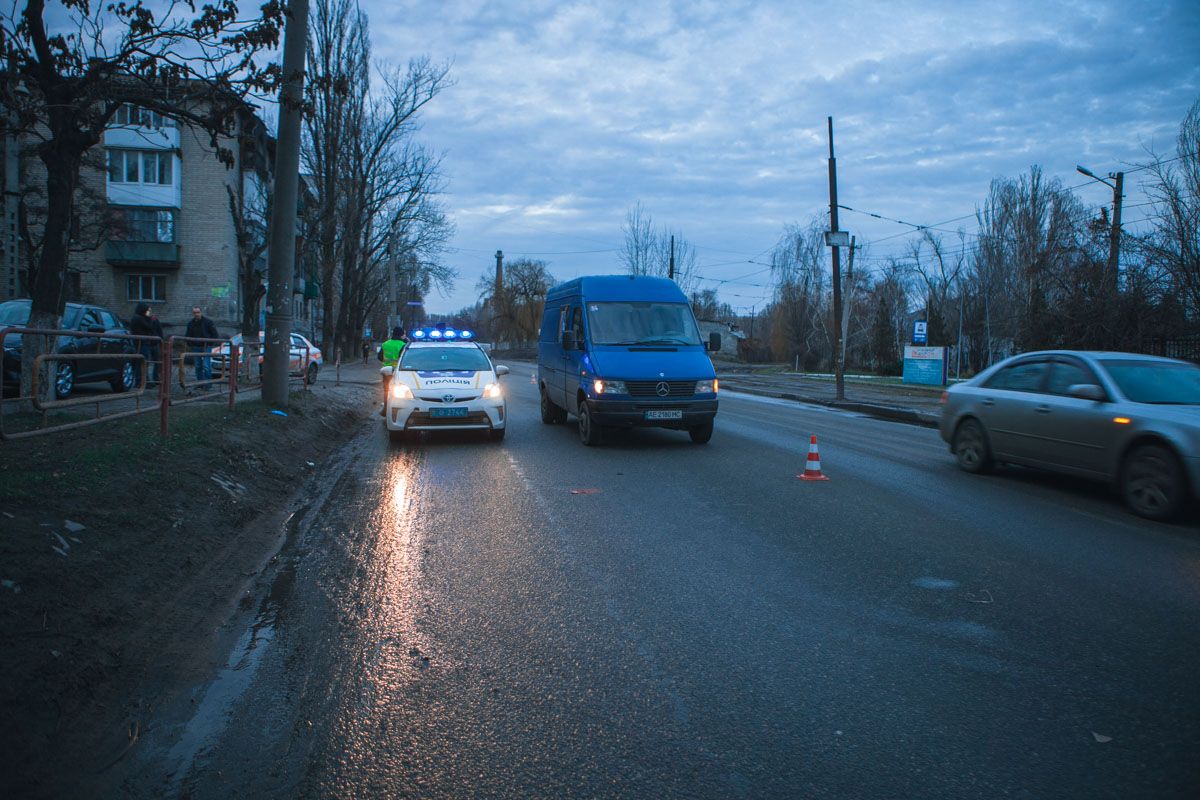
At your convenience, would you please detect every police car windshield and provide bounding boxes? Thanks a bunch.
[586,302,702,346]
[400,346,491,372]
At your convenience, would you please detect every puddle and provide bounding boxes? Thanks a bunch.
[912,576,960,590]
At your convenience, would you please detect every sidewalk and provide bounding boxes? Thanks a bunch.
[716,366,945,427]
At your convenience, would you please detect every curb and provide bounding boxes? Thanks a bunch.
[720,382,940,428]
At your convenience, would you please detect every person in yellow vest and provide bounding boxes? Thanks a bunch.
[378,327,406,415]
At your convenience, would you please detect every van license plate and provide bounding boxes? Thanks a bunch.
[645,409,683,420]
[431,407,468,418]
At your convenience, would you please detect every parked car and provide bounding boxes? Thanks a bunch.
[940,350,1200,521]
[1,299,137,399]
[210,331,323,384]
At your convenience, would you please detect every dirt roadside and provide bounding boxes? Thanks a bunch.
[0,375,377,798]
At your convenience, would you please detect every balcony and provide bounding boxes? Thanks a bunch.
[105,240,180,268]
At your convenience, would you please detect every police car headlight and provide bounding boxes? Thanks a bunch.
[592,379,626,395]
[391,382,414,399]
[696,379,718,394]
[483,382,502,399]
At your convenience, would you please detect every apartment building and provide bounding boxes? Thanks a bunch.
[3,99,317,337]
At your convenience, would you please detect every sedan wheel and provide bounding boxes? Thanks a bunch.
[578,401,603,446]
[1121,445,1186,521]
[953,419,992,474]
[54,362,75,400]
[111,360,135,393]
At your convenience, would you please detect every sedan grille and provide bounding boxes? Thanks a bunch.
[626,380,696,398]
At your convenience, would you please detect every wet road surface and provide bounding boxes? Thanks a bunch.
[111,363,1200,798]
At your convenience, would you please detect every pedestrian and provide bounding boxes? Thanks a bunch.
[362,338,370,365]
[377,326,407,415]
[128,302,161,385]
[185,306,219,383]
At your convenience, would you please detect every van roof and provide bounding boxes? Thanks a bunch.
[546,275,687,303]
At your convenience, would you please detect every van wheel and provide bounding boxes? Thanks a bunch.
[688,421,713,444]
[578,401,603,446]
[540,388,566,424]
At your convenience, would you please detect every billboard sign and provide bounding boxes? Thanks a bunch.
[903,345,947,386]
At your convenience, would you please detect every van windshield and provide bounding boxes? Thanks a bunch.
[585,302,702,346]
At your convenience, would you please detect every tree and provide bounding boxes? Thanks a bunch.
[768,221,828,368]
[618,202,701,294]
[478,258,554,345]
[1,0,283,397]
[1139,98,1200,323]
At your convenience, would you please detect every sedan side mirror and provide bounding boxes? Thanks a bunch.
[495,365,510,376]
[708,332,722,352]
[1067,383,1106,402]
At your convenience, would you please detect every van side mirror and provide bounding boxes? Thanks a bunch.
[708,332,722,352]
[562,331,576,350]
[1067,383,1106,402]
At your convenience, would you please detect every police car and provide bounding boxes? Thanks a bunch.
[383,328,510,442]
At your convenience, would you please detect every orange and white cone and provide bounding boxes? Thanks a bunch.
[797,434,830,481]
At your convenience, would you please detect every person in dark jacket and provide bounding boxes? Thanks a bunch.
[129,302,162,384]
[185,306,219,381]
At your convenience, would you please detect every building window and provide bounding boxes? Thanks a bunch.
[127,275,166,302]
[109,208,175,243]
[113,104,175,129]
[107,149,174,185]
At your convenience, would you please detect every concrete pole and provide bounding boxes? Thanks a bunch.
[262,0,310,408]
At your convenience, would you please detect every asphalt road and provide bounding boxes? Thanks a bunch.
[111,362,1200,799]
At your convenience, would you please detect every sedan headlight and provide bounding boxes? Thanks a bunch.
[695,379,718,394]
[592,379,627,395]
[390,382,414,399]
[483,382,502,399]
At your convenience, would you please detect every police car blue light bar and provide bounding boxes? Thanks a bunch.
[409,327,475,340]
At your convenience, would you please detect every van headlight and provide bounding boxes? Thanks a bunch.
[696,379,718,394]
[483,382,502,399]
[391,382,414,399]
[592,379,627,395]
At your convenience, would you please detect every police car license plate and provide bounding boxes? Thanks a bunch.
[431,407,468,418]
[645,409,683,420]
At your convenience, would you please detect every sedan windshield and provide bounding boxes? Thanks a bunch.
[400,346,491,372]
[586,302,702,346]
[1100,359,1200,404]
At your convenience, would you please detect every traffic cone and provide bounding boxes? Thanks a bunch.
[797,434,830,481]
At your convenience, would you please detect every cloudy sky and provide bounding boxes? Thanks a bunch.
[360,0,1199,315]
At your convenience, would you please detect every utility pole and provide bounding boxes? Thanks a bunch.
[668,235,675,281]
[827,116,845,401]
[1109,171,1124,294]
[262,0,310,409]
[493,250,504,344]
[1076,164,1124,295]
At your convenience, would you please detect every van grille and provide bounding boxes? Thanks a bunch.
[626,380,696,398]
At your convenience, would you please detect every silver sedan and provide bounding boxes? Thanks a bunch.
[939,351,1200,521]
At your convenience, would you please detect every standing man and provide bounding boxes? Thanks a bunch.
[186,306,220,382]
[377,326,406,415]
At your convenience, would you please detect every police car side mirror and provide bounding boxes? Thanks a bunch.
[380,366,394,376]
[495,365,510,376]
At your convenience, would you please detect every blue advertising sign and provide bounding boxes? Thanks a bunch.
[902,346,947,386]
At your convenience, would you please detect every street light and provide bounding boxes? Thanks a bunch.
[1076,164,1124,294]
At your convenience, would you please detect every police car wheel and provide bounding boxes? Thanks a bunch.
[388,428,407,443]
[489,426,506,442]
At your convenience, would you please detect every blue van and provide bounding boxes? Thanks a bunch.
[537,275,720,445]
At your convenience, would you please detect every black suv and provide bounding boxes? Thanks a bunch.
[1,299,138,399]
